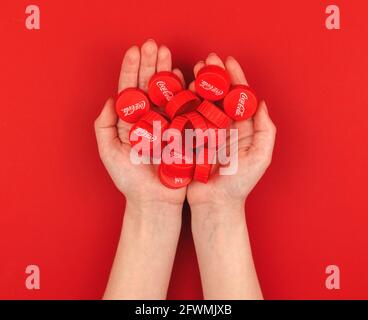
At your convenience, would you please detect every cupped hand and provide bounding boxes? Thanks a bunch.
[187,53,276,210]
[95,40,187,209]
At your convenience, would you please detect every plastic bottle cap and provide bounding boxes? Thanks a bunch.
[184,111,208,132]
[148,71,183,108]
[195,65,231,101]
[184,111,209,147]
[193,148,213,183]
[204,119,221,150]
[115,88,150,123]
[223,85,258,121]
[197,100,232,129]
[161,149,195,178]
[169,115,192,132]
[165,90,201,119]
[140,110,169,130]
[129,120,156,149]
[150,105,170,120]
[166,115,192,144]
[158,164,192,189]
[205,118,218,130]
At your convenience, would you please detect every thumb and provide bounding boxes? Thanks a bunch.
[250,100,276,160]
[94,98,120,155]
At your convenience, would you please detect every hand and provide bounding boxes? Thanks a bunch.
[187,53,276,212]
[186,53,275,299]
[187,54,276,299]
[99,40,185,299]
[95,39,187,211]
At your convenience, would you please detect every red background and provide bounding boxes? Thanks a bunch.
[1,0,367,299]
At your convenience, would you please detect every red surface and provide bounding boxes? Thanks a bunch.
[1,0,368,299]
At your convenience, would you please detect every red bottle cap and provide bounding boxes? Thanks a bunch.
[129,120,164,159]
[184,111,208,131]
[166,115,191,143]
[223,85,258,121]
[141,110,169,130]
[129,120,156,149]
[115,88,150,123]
[205,118,218,130]
[184,111,208,147]
[195,65,231,101]
[148,71,183,108]
[193,148,214,183]
[161,150,195,178]
[204,119,221,149]
[165,90,201,119]
[150,105,170,120]
[169,115,192,132]
[197,100,232,129]
[158,164,192,189]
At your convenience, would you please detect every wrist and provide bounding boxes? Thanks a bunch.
[189,201,261,300]
[106,199,183,300]
[190,202,247,236]
[190,201,245,219]
[124,199,183,229]
[126,198,183,216]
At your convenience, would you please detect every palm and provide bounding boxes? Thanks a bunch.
[187,54,276,207]
[95,40,187,206]
[187,119,255,204]
[116,130,186,205]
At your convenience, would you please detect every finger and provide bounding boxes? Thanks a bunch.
[232,117,254,136]
[225,56,248,86]
[231,118,254,151]
[117,119,133,145]
[205,52,225,68]
[194,60,205,77]
[138,39,158,91]
[95,98,121,155]
[118,45,140,93]
[172,68,185,87]
[188,81,195,92]
[157,45,172,72]
[250,101,276,159]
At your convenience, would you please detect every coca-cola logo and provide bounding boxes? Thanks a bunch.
[122,100,146,117]
[235,92,248,117]
[156,81,174,101]
[133,128,157,142]
[199,80,223,96]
